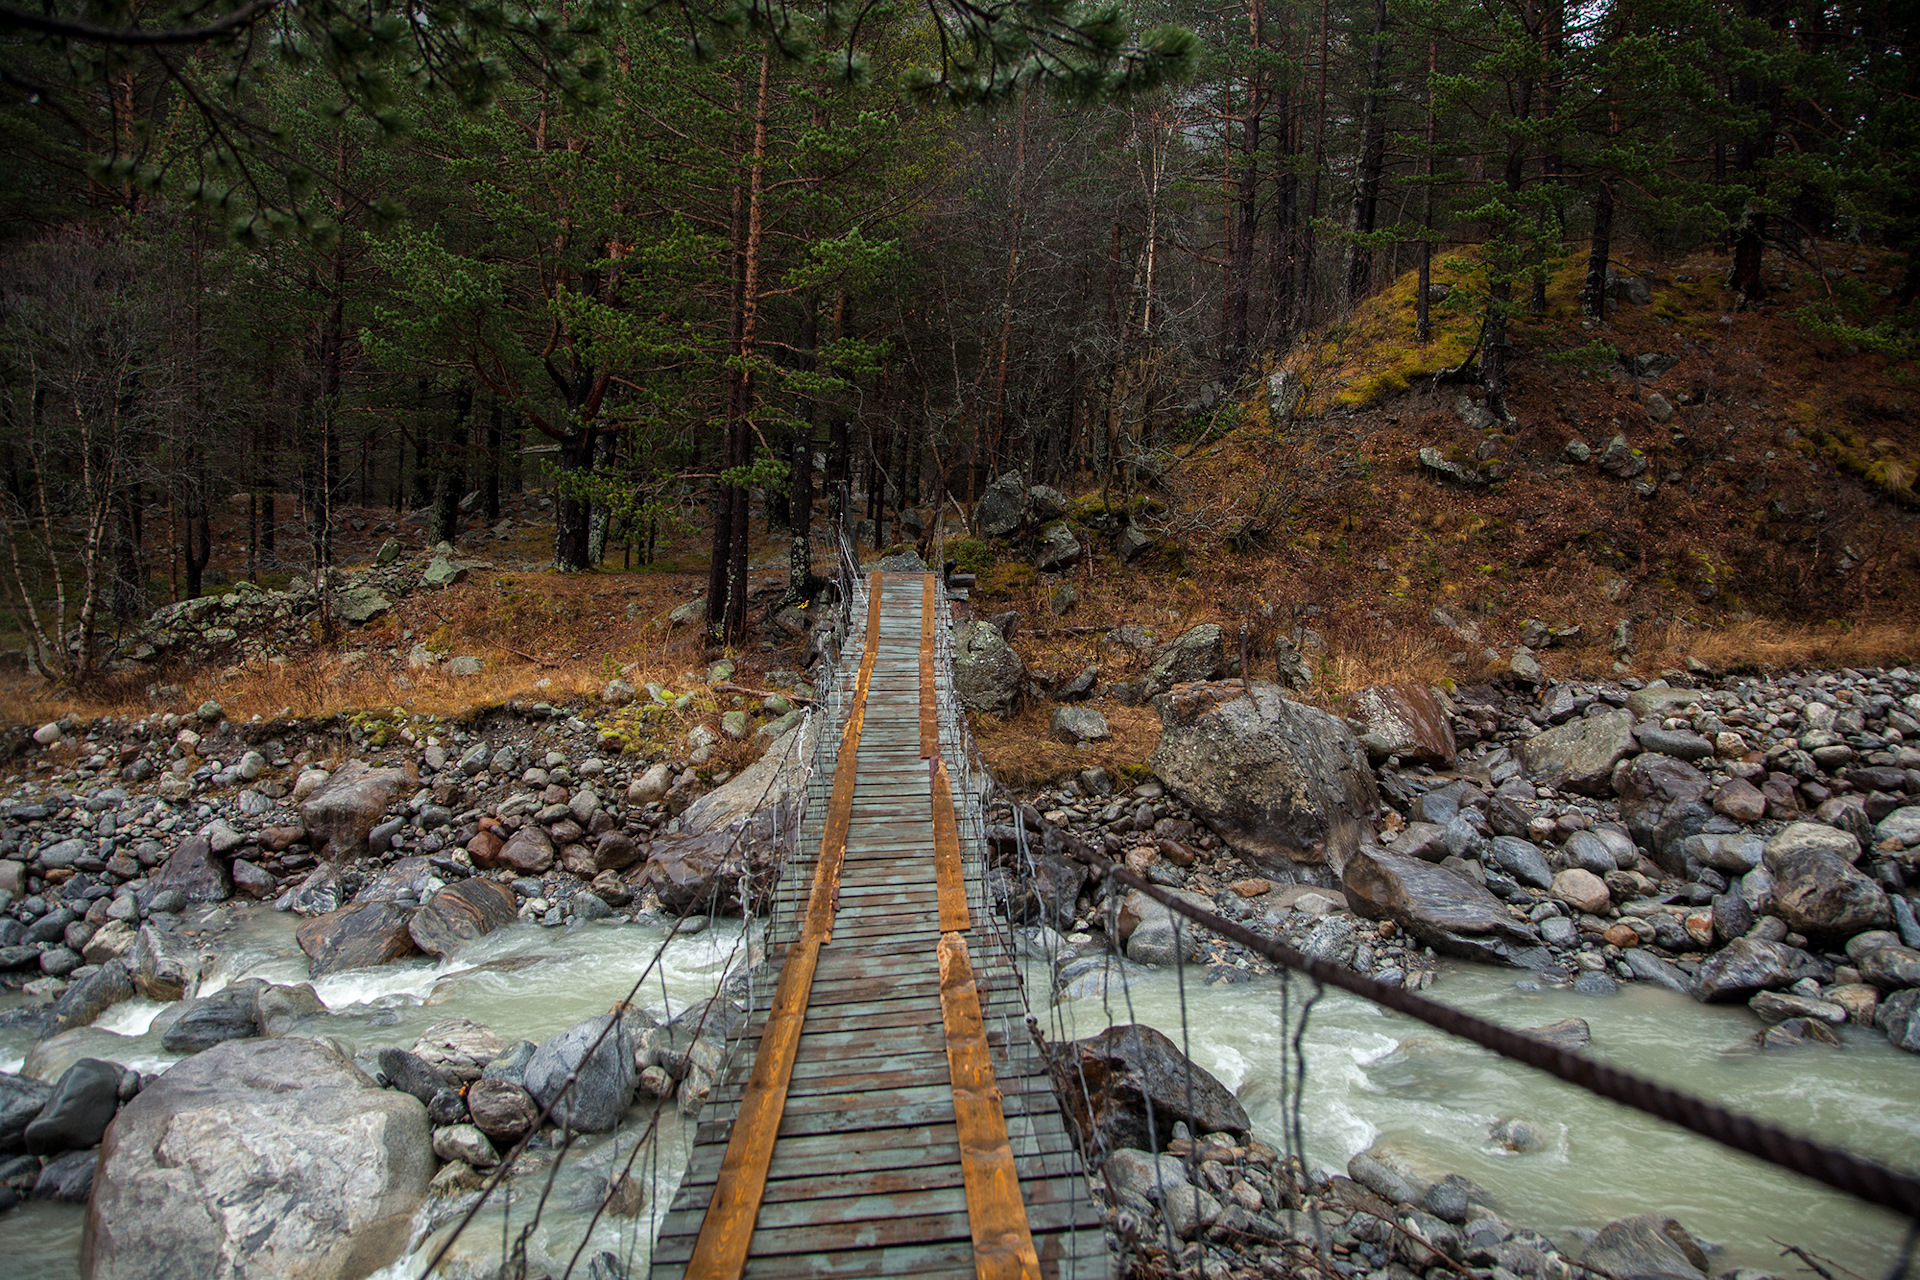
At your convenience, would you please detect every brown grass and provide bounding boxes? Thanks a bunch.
[1649,618,1920,674]
[971,701,1161,789]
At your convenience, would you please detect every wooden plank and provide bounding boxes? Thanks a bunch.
[938,933,1041,1280]
[921,574,938,759]
[930,757,970,933]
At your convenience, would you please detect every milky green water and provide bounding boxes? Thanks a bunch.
[3,906,1916,1278]
[1044,960,1920,1276]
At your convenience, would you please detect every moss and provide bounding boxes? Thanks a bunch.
[946,537,994,573]
[977,562,1037,598]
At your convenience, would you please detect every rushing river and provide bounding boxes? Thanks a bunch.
[3,904,1916,1278]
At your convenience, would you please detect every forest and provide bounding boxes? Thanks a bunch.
[1,0,1915,684]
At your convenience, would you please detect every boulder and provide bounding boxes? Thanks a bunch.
[83,1037,431,1280]
[296,901,420,979]
[1765,829,1889,938]
[299,760,412,860]
[1347,684,1456,767]
[128,925,199,1002]
[1692,937,1799,1003]
[1049,1023,1249,1156]
[1487,837,1552,890]
[953,620,1026,717]
[1878,989,1920,1053]
[1150,682,1379,873]
[973,472,1026,538]
[1516,710,1635,796]
[1579,1214,1708,1280]
[411,1018,507,1085]
[642,829,758,917]
[1615,753,1713,873]
[1033,523,1082,572]
[149,835,231,903]
[1049,706,1110,744]
[480,825,554,875]
[161,985,261,1053]
[1140,625,1225,699]
[52,959,134,1031]
[1343,848,1542,965]
[995,853,1087,933]
[280,863,359,917]
[681,715,818,839]
[1550,868,1610,915]
[23,1058,122,1156]
[407,880,518,959]
[523,1015,636,1135]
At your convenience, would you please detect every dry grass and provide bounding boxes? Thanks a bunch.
[1650,618,1920,674]
[971,701,1161,789]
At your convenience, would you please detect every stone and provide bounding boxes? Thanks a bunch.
[1750,991,1847,1024]
[481,825,555,875]
[300,760,412,860]
[1874,806,1920,847]
[1615,753,1713,873]
[1343,848,1542,965]
[1348,684,1456,767]
[52,959,133,1031]
[432,1124,497,1169]
[973,471,1026,537]
[1140,624,1225,699]
[255,983,326,1036]
[1579,1214,1708,1280]
[466,1076,540,1145]
[1049,706,1110,744]
[1692,937,1799,1002]
[129,925,198,1002]
[296,901,420,979]
[1049,1023,1249,1155]
[1150,682,1379,873]
[1113,524,1154,563]
[523,1015,636,1135]
[952,620,1027,717]
[1625,686,1702,719]
[1487,837,1552,889]
[333,585,393,624]
[627,763,673,805]
[1517,710,1636,796]
[1712,779,1768,823]
[161,986,261,1053]
[150,835,231,903]
[1550,868,1610,915]
[1765,832,1889,938]
[1524,1018,1592,1051]
[1033,523,1082,572]
[681,715,818,840]
[1105,1148,1190,1202]
[408,880,518,958]
[1858,945,1920,990]
[1597,434,1648,479]
[420,556,466,588]
[0,1072,54,1152]
[643,828,760,917]
[1878,989,1920,1052]
[23,1058,122,1154]
[84,1037,431,1280]
[35,1148,98,1202]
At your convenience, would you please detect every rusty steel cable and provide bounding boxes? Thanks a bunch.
[1063,845,1920,1225]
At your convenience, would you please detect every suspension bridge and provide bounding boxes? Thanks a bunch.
[648,567,1107,1279]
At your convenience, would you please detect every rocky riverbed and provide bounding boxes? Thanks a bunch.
[0,648,1916,1277]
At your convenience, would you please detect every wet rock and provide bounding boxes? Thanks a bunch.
[1517,710,1635,796]
[1150,682,1379,873]
[466,1077,540,1145]
[52,959,133,1031]
[1343,848,1541,965]
[296,901,420,979]
[1488,837,1552,889]
[160,985,261,1053]
[408,880,518,959]
[1749,991,1847,1024]
[1693,938,1799,1003]
[1858,945,1920,990]
[1348,684,1456,768]
[410,1019,507,1085]
[255,983,326,1036]
[432,1124,497,1169]
[23,1058,122,1155]
[1580,1214,1708,1280]
[1049,1023,1249,1156]
[642,829,757,917]
[300,760,412,860]
[35,1148,98,1202]
[1877,989,1920,1052]
[149,835,231,903]
[129,925,198,1002]
[523,1014,636,1135]
[1105,1148,1190,1201]
[84,1037,431,1280]
[480,825,554,875]
[1523,1018,1592,1051]
[0,1073,54,1153]
[996,852,1087,932]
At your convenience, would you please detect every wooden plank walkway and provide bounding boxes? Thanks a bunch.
[651,572,1109,1280]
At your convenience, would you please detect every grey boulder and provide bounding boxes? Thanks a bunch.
[1342,847,1542,966]
[952,620,1027,717]
[299,759,412,860]
[1517,710,1635,796]
[83,1037,431,1280]
[1149,681,1379,873]
[523,1015,636,1135]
